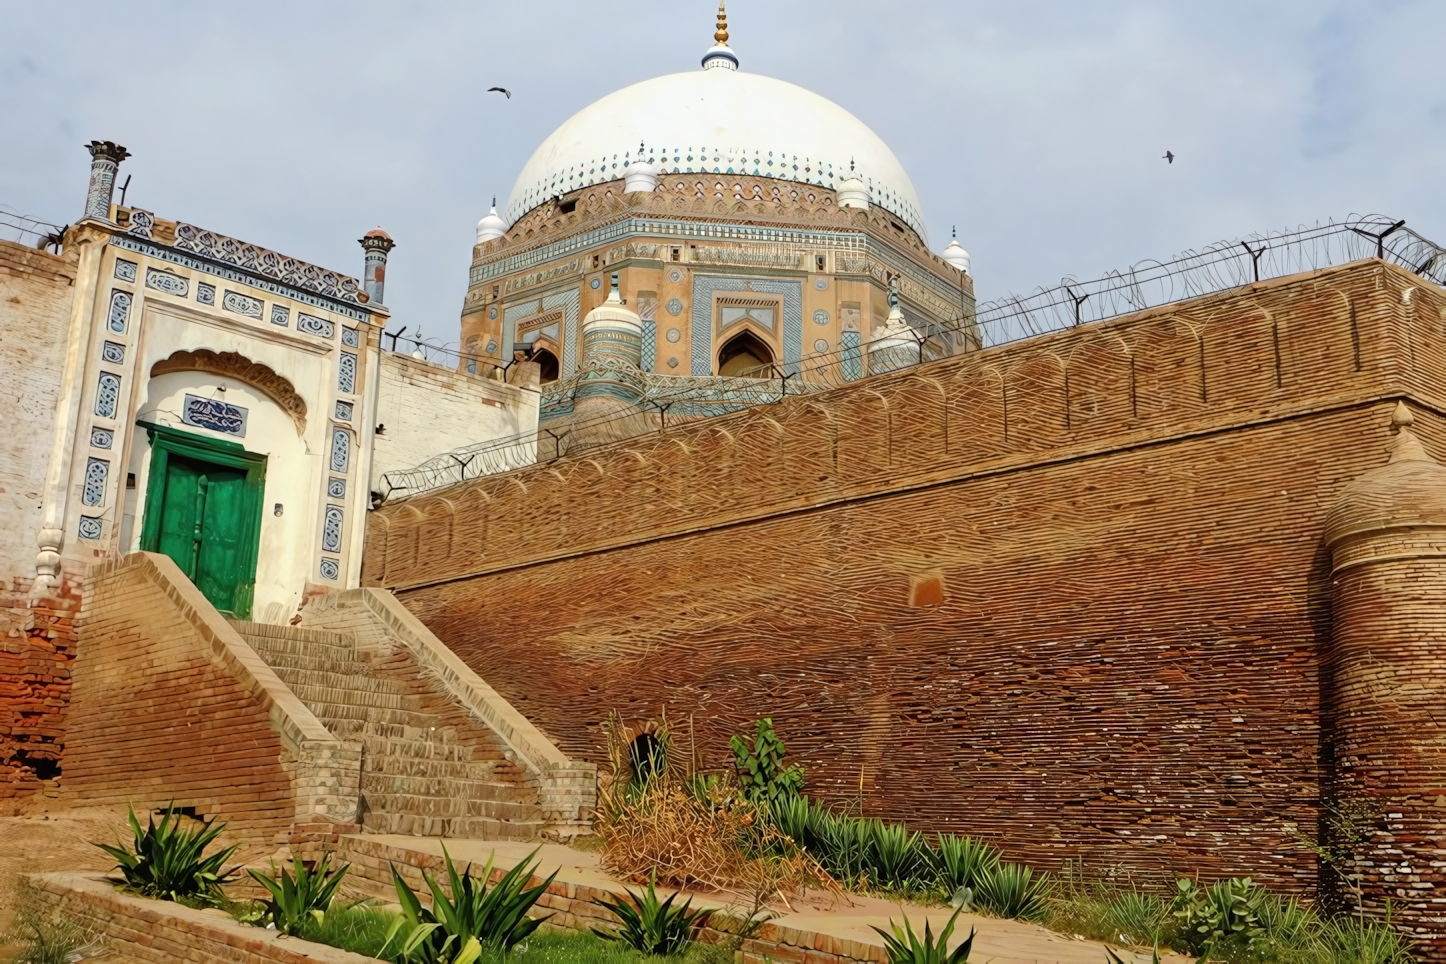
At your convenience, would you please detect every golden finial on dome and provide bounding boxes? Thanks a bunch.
[714,0,729,45]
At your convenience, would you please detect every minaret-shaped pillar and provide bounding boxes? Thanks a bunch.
[868,277,921,374]
[358,228,396,305]
[571,274,647,449]
[83,141,130,222]
[1324,402,1446,958]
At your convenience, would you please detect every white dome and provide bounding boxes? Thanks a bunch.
[941,237,970,274]
[476,205,506,243]
[505,66,927,240]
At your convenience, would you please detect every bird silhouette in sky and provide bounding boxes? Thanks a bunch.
[488,87,512,99]
[1163,150,1175,164]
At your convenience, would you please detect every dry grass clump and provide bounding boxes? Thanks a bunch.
[595,713,831,898]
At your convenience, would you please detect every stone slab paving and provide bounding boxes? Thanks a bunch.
[341,835,1191,964]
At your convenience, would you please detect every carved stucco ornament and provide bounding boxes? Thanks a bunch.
[150,349,308,433]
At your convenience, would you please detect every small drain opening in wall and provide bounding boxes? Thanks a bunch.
[629,733,665,784]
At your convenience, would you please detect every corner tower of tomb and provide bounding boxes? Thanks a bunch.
[457,7,975,398]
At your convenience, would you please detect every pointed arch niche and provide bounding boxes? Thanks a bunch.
[150,349,308,434]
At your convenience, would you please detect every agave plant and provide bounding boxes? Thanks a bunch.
[814,810,874,886]
[932,835,1002,896]
[247,852,350,936]
[768,794,819,850]
[383,845,556,962]
[593,872,713,955]
[972,862,1051,922]
[873,906,975,964]
[94,803,240,905]
[869,821,930,892]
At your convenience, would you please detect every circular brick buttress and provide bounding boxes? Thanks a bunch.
[1324,403,1446,958]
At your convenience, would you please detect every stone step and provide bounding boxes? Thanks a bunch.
[326,719,467,745]
[360,810,543,841]
[359,790,543,821]
[261,667,413,697]
[362,738,477,765]
[245,650,377,675]
[361,755,521,787]
[229,619,357,648]
[305,702,443,730]
[288,683,414,712]
[240,632,356,660]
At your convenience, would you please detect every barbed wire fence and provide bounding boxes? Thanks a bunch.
[0,207,65,251]
[378,213,1446,502]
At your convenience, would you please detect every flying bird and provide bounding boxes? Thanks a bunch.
[1163,150,1175,164]
[488,87,512,99]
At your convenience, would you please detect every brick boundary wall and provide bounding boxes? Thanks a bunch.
[20,873,380,964]
[63,553,361,846]
[0,589,80,804]
[360,261,1446,950]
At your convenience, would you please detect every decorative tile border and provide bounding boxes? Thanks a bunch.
[109,236,370,322]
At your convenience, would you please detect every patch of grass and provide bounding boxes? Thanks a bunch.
[491,930,733,963]
[298,902,399,958]
[3,901,103,964]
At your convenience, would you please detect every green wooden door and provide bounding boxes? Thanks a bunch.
[139,424,266,619]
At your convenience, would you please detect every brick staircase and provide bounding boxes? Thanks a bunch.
[233,621,546,841]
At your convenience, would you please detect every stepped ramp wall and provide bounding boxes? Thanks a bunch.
[363,259,1446,894]
[293,587,595,834]
[65,553,361,844]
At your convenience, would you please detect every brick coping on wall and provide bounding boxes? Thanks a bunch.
[336,835,1179,964]
[21,872,379,964]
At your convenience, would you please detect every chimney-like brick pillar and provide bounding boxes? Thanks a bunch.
[83,141,130,222]
[1324,403,1446,959]
[358,229,395,306]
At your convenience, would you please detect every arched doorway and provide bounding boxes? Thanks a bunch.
[532,347,560,383]
[717,330,773,377]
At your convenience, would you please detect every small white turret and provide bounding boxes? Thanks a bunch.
[623,144,659,194]
[475,198,507,244]
[941,227,970,274]
[837,158,869,211]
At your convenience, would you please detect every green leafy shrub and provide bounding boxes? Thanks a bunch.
[247,852,350,936]
[94,803,240,906]
[730,718,805,809]
[593,872,713,955]
[973,862,1051,922]
[384,845,557,962]
[1169,877,1265,955]
[872,906,976,964]
[931,835,1002,899]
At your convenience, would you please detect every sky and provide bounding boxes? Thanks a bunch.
[2,0,1443,347]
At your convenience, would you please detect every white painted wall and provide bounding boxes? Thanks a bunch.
[126,370,315,624]
[370,353,539,494]
[0,242,74,589]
